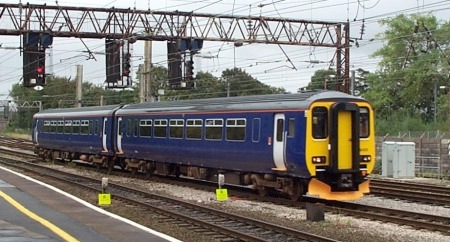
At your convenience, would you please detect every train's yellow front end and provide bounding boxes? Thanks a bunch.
[305,100,375,200]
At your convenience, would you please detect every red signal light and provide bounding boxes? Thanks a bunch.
[37,66,44,75]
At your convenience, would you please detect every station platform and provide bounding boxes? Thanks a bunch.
[0,166,181,242]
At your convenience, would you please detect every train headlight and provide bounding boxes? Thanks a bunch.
[360,155,371,162]
[312,156,326,164]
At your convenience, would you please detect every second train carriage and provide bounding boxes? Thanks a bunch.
[32,105,122,164]
[32,90,375,200]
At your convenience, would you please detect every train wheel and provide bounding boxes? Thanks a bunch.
[289,181,304,201]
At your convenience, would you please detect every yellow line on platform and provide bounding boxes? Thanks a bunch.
[0,190,80,242]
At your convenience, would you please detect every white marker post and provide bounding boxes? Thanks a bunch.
[98,177,111,206]
[215,174,228,201]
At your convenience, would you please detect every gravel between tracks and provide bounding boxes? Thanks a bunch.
[24,164,447,242]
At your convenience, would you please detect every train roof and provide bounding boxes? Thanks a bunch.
[116,90,366,115]
[33,104,122,118]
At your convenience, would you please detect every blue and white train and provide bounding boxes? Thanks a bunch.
[32,90,375,200]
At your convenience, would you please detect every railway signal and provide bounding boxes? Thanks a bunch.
[123,52,131,77]
[186,60,194,79]
[36,57,46,86]
[22,33,52,88]
[36,66,44,75]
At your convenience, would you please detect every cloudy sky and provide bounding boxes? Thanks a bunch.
[0,0,448,99]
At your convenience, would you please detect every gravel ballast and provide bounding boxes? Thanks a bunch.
[34,165,450,242]
[2,155,449,242]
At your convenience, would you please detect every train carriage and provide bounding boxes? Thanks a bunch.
[32,90,375,200]
[112,90,375,200]
[32,105,122,165]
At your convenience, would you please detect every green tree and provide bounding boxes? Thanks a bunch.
[221,68,285,96]
[157,67,284,100]
[364,14,450,122]
[354,68,370,96]
[304,69,337,91]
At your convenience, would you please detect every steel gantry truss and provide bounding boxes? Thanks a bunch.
[0,3,351,93]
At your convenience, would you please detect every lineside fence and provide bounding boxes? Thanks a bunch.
[376,131,450,179]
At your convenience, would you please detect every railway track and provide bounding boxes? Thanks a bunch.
[369,178,450,206]
[0,156,337,242]
[1,136,450,237]
[2,148,450,237]
[4,138,450,207]
[2,135,450,205]
[0,135,34,150]
[323,200,450,235]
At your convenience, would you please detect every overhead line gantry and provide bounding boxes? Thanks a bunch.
[0,3,350,93]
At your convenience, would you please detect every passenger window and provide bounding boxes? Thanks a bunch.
[126,119,132,137]
[154,119,167,138]
[226,118,246,141]
[205,119,223,140]
[73,120,80,134]
[360,107,370,138]
[50,121,57,133]
[288,118,295,137]
[80,120,89,135]
[134,119,139,137]
[276,119,284,142]
[94,120,99,135]
[118,119,123,135]
[57,121,64,134]
[44,121,50,133]
[64,120,72,134]
[312,107,327,139]
[186,119,202,139]
[89,120,93,135]
[140,119,152,137]
[169,119,184,139]
[252,118,260,142]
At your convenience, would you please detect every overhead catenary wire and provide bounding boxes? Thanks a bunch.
[0,0,448,96]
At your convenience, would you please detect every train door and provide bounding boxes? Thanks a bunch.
[116,117,123,154]
[273,113,287,171]
[102,117,108,152]
[329,103,360,172]
[33,120,39,145]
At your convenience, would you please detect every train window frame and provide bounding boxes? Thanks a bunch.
[312,107,328,139]
[73,120,80,135]
[94,120,99,136]
[287,118,295,138]
[186,119,203,140]
[64,120,72,134]
[205,119,223,141]
[226,118,246,141]
[139,119,152,137]
[80,120,89,135]
[50,121,57,133]
[252,118,261,143]
[126,119,132,137]
[154,119,168,138]
[57,120,64,134]
[89,120,93,135]
[169,119,184,139]
[276,119,284,142]
[359,107,370,138]
[43,121,50,133]
[133,119,139,137]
